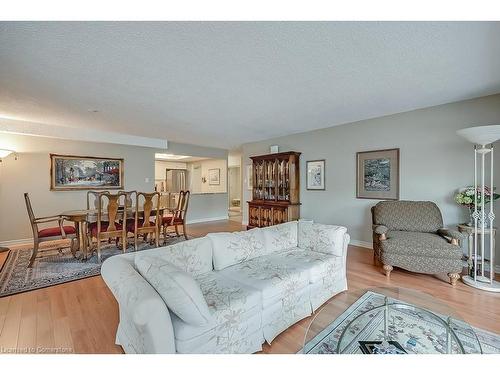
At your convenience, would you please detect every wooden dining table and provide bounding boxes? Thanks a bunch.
[61,205,175,260]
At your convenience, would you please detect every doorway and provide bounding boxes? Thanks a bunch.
[228,166,242,222]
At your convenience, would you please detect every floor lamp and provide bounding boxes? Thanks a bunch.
[457,125,500,292]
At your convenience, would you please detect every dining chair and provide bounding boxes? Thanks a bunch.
[86,190,110,209]
[88,192,130,262]
[117,190,137,235]
[118,190,136,209]
[128,192,161,251]
[24,192,77,267]
[161,190,190,242]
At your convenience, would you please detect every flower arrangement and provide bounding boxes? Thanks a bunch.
[454,186,500,208]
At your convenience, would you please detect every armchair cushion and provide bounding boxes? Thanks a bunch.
[372,201,444,233]
[381,231,463,260]
[437,228,465,241]
[38,225,76,238]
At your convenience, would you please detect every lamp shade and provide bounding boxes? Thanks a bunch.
[0,149,13,158]
[457,125,500,146]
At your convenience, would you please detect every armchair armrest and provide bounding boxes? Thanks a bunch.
[437,228,465,245]
[35,215,68,238]
[34,215,63,224]
[373,225,388,240]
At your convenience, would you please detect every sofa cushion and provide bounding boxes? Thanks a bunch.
[381,231,463,260]
[208,228,266,270]
[135,237,213,277]
[171,272,262,345]
[277,248,343,283]
[298,222,346,256]
[261,221,298,253]
[218,254,310,307]
[135,255,212,326]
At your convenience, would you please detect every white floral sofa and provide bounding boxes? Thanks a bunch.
[101,220,350,354]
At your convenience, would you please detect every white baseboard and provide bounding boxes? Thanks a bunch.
[186,215,229,224]
[0,237,33,247]
[349,239,373,249]
[0,216,229,246]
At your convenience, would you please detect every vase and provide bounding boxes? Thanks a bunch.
[468,206,483,227]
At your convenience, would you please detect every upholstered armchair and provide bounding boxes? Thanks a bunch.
[371,201,465,285]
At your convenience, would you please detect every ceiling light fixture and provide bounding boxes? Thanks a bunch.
[0,149,13,158]
[0,149,17,162]
[155,153,191,160]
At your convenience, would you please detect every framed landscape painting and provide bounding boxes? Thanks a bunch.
[356,148,399,200]
[306,160,325,190]
[50,154,124,191]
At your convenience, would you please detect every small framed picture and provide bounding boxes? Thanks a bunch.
[306,160,326,190]
[356,148,399,200]
[208,168,220,185]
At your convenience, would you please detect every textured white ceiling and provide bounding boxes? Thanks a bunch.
[1,22,500,149]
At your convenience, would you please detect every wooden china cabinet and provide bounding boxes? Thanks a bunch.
[247,151,301,229]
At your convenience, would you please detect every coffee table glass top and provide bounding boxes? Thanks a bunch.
[303,287,482,354]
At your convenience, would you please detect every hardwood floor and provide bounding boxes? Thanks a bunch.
[0,219,499,354]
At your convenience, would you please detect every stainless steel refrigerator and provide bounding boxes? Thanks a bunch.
[165,169,187,193]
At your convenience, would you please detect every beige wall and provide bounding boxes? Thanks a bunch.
[242,94,500,267]
[0,133,227,243]
[187,159,227,194]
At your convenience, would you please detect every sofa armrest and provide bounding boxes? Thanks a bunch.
[101,254,176,354]
[437,228,465,245]
[341,233,350,278]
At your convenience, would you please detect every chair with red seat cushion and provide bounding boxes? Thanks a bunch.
[89,192,131,262]
[38,225,76,238]
[24,192,77,268]
[89,222,123,237]
[126,221,156,232]
[130,192,161,251]
[161,215,183,225]
[161,190,190,243]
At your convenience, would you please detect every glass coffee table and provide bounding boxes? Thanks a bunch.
[303,287,482,354]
